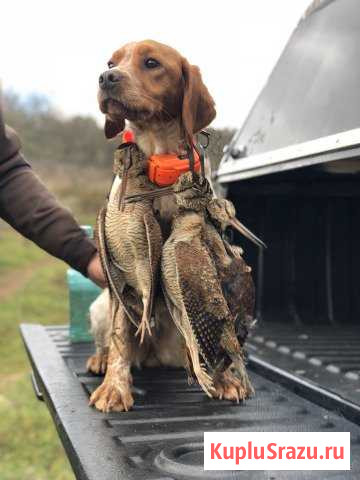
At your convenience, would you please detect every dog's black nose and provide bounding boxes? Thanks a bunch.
[99,70,122,90]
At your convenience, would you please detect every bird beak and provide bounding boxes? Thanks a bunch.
[125,187,174,204]
[118,167,129,212]
[117,147,133,211]
[229,218,267,249]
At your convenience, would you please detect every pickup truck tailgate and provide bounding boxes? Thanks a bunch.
[21,324,360,480]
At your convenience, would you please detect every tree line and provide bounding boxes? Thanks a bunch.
[3,91,235,171]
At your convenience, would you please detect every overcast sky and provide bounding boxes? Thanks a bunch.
[1,0,310,128]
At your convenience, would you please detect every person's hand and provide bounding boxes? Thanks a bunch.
[87,252,107,288]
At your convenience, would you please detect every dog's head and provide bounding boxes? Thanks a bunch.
[98,40,216,142]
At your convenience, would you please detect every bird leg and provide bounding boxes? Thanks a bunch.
[89,304,134,412]
[135,295,153,344]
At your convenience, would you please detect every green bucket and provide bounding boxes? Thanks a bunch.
[67,226,102,343]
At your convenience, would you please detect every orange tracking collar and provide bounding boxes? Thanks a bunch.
[122,130,201,187]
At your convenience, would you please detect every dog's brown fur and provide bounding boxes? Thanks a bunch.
[89,40,218,412]
[98,39,215,156]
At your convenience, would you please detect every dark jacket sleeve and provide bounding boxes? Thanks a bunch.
[0,109,97,276]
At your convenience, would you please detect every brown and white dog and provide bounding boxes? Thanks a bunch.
[87,40,245,412]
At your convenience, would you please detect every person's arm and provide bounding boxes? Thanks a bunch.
[0,108,105,285]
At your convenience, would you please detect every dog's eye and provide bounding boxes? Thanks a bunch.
[144,58,160,69]
[108,61,115,69]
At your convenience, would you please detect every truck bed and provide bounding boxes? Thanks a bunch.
[21,323,360,480]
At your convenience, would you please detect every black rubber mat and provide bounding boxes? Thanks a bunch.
[248,322,360,406]
[21,324,360,480]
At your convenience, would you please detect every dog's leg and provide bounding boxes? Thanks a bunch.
[89,303,134,412]
[87,289,111,375]
[143,297,186,368]
[213,360,254,402]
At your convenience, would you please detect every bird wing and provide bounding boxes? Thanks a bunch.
[220,256,255,346]
[174,240,231,371]
[96,206,138,328]
[220,257,255,317]
[143,211,163,321]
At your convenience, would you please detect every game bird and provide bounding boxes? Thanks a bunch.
[161,172,257,399]
[205,197,265,344]
[97,143,163,344]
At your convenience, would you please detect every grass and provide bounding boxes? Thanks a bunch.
[0,226,81,479]
[0,229,44,273]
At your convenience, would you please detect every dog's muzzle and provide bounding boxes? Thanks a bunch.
[99,69,122,90]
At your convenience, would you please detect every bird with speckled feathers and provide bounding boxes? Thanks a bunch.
[161,172,262,400]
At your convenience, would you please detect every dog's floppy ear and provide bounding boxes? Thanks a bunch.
[104,114,125,139]
[181,58,216,144]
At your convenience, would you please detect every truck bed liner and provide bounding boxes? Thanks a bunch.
[248,322,360,407]
[21,324,360,480]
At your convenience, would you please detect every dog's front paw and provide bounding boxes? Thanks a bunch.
[86,353,108,375]
[89,380,134,412]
